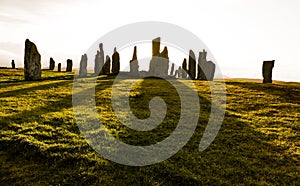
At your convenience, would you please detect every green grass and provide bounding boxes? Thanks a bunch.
[0,69,299,185]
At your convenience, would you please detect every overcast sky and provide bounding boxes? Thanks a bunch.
[0,0,299,82]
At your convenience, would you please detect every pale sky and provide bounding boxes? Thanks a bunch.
[0,0,299,82]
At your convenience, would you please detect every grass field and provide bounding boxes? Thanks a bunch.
[0,69,299,185]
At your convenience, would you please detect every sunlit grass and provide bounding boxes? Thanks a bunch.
[0,69,299,185]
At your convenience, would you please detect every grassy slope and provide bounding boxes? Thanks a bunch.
[0,69,299,185]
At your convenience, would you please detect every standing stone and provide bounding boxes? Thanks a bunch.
[66,59,73,72]
[188,50,196,80]
[79,54,88,77]
[130,46,139,76]
[198,50,216,81]
[24,39,41,80]
[149,37,169,77]
[112,47,120,75]
[262,60,275,83]
[49,57,55,70]
[170,63,175,76]
[58,63,61,72]
[95,43,105,75]
[11,60,15,69]
[103,55,111,75]
[182,58,187,79]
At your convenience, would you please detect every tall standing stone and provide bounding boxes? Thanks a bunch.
[79,54,88,77]
[58,63,61,72]
[49,57,55,70]
[11,60,15,69]
[24,39,41,80]
[182,58,187,79]
[112,47,120,75]
[149,37,169,77]
[262,60,275,83]
[130,46,139,76]
[198,50,216,81]
[170,63,175,76]
[66,59,73,72]
[95,43,105,75]
[103,55,111,75]
[188,50,196,80]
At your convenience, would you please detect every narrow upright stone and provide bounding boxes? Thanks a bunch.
[103,55,111,75]
[170,63,175,76]
[182,58,187,79]
[112,47,120,75]
[11,60,15,69]
[95,43,104,75]
[188,50,196,80]
[66,59,73,72]
[130,46,139,76]
[24,39,41,80]
[49,57,55,70]
[58,63,61,72]
[79,54,88,77]
[262,60,275,83]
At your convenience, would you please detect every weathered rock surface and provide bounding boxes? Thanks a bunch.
[103,55,111,75]
[149,37,169,77]
[198,49,215,81]
[182,58,187,79]
[24,39,41,80]
[11,60,15,69]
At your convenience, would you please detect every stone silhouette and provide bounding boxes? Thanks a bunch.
[24,39,41,80]
[103,55,111,75]
[198,49,215,81]
[130,46,139,76]
[49,57,55,70]
[170,63,175,76]
[149,37,169,77]
[188,50,196,80]
[112,47,120,75]
[58,63,61,72]
[66,59,73,72]
[79,54,88,77]
[182,58,187,79]
[262,60,275,83]
[11,60,15,69]
[95,43,104,75]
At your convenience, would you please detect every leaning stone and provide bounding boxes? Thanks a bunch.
[24,39,41,80]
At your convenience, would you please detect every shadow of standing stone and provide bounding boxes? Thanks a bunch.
[58,63,61,72]
[49,57,55,70]
[262,60,275,83]
[66,59,73,72]
[24,39,41,80]
[11,60,15,69]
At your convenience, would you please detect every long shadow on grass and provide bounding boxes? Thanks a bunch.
[1,78,299,185]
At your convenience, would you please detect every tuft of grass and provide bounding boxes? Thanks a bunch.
[0,69,299,185]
